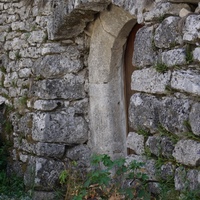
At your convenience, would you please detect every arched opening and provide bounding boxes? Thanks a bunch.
[88,5,137,158]
[124,24,144,155]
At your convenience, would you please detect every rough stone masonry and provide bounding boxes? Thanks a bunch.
[0,0,200,198]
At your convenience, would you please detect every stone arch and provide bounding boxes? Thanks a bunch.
[88,5,137,158]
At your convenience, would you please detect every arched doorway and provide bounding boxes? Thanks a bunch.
[124,24,144,154]
[88,5,138,158]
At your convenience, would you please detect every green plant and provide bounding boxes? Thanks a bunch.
[0,143,27,198]
[158,125,179,143]
[11,80,18,88]
[157,180,180,200]
[138,128,150,139]
[0,66,7,73]
[19,95,28,106]
[154,63,168,73]
[185,45,193,64]
[61,154,150,200]
[15,51,21,60]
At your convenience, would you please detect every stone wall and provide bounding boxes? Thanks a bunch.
[0,0,92,195]
[0,0,200,198]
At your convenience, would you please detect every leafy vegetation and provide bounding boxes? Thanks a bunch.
[154,62,168,73]
[60,154,150,200]
[0,143,27,199]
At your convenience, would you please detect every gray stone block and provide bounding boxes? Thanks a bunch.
[129,93,160,132]
[154,16,182,48]
[131,68,171,94]
[132,26,157,67]
[24,156,64,189]
[171,70,200,96]
[144,2,190,22]
[146,135,161,157]
[161,48,186,67]
[160,162,175,180]
[35,142,65,159]
[175,166,187,191]
[33,50,83,78]
[66,144,91,168]
[187,169,200,191]
[189,103,200,136]
[126,132,145,155]
[183,14,200,43]
[173,139,200,166]
[159,97,191,134]
[29,74,86,100]
[32,109,88,144]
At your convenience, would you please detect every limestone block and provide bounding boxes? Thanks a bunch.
[160,137,175,158]
[32,109,88,144]
[4,72,18,87]
[47,0,110,40]
[175,167,187,191]
[132,26,157,67]
[20,47,41,58]
[18,139,35,154]
[8,87,20,97]
[154,16,182,48]
[175,168,200,191]
[33,53,83,78]
[4,40,12,51]
[187,169,200,190]
[66,144,91,168]
[144,2,190,21]
[193,47,200,62]
[72,98,89,114]
[126,132,145,155]
[11,21,26,31]
[19,153,28,163]
[5,31,20,41]
[29,100,64,111]
[146,136,161,157]
[24,156,64,189]
[0,32,6,42]
[35,16,48,28]
[27,30,46,45]
[18,58,33,68]
[145,159,157,181]
[18,68,32,78]
[0,14,7,25]
[171,70,200,96]
[12,38,28,50]
[35,142,65,158]
[146,135,174,158]
[7,14,19,23]
[131,68,171,94]
[161,49,186,67]
[173,140,200,166]
[41,43,69,55]
[189,103,200,136]
[179,8,191,18]
[160,162,175,180]
[30,74,85,100]
[15,113,33,137]
[129,93,160,132]
[183,15,200,43]
[159,97,191,134]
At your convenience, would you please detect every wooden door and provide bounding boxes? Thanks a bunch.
[124,24,143,154]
